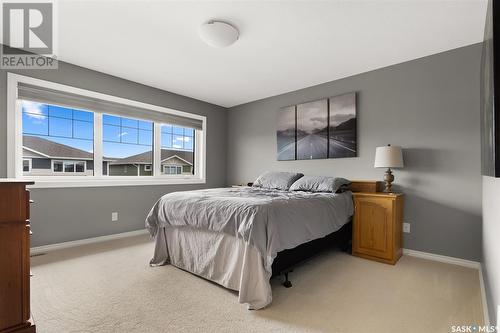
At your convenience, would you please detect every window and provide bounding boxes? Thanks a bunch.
[53,161,63,172]
[163,165,182,175]
[8,73,206,187]
[22,159,31,172]
[103,114,153,177]
[53,160,86,173]
[22,101,94,177]
[161,124,195,176]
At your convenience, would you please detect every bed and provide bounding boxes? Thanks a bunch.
[145,178,375,310]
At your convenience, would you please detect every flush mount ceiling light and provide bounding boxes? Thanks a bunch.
[199,20,239,48]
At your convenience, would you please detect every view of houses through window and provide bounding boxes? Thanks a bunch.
[22,101,95,176]
[21,101,195,177]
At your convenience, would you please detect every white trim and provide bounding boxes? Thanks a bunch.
[7,73,207,187]
[7,74,18,177]
[8,73,205,121]
[36,155,93,161]
[94,112,103,177]
[403,248,489,325]
[153,123,162,177]
[403,248,480,269]
[30,229,149,256]
[24,177,206,188]
[161,154,193,166]
[479,264,491,327]
[22,146,50,158]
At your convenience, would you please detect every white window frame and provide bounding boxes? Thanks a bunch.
[7,73,207,188]
[144,164,152,172]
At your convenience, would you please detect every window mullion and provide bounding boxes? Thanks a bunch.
[94,113,103,177]
[153,123,162,176]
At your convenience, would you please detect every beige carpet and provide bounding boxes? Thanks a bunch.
[30,234,484,333]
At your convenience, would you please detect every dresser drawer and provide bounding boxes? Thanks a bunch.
[0,184,29,223]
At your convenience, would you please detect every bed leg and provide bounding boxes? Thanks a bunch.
[283,272,292,288]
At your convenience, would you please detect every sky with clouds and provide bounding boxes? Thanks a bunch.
[297,99,328,133]
[22,101,194,159]
[329,93,356,127]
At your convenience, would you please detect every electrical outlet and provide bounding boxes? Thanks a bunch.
[403,222,411,233]
[112,212,118,222]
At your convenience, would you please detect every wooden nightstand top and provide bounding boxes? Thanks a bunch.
[352,192,404,198]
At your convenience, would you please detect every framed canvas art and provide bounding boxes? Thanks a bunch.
[277,92,357,161]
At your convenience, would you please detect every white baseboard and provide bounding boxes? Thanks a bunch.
[403,248,480,269]
[403,248,489,325]
[30,229,149,255]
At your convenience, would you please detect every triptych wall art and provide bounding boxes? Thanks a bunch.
[276,92,357,161]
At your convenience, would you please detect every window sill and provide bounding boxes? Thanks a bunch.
[20,177,206,189]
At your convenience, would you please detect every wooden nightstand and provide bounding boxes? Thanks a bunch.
[352,192,404,265]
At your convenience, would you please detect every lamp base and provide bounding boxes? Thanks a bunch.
[383,168,394,193]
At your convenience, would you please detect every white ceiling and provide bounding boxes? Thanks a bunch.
[53,1,487,107]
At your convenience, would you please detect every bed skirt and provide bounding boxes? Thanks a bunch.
[150,226,272,309]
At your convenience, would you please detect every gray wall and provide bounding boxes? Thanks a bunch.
[0,61,227,247]
[227,44,482,261]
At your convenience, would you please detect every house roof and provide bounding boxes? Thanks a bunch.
[22,135,193,165]
[23,135,93,160]
[110,149,193,165]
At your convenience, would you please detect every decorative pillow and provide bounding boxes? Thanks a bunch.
[252,171,304,191]
[289,176,351,193]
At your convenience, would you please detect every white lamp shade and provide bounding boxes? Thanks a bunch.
[374,145,404,168]
[199,21,239,48]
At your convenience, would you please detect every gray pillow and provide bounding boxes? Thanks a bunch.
[289,176,351,193]
[252,171,304,190]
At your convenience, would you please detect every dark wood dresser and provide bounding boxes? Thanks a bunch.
[0,181,36,333]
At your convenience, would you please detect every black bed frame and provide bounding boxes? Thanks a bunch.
[253,180,377,288]
[271,221,352,288]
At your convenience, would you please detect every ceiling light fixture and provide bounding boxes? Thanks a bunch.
[199,20,239,48]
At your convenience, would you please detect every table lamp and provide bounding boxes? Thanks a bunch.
[374,144,404,193]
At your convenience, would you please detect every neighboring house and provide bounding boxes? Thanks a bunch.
[23,136,98,176]
[107,149,193,176]
[22,135,193,176]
